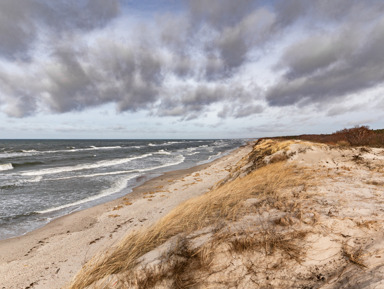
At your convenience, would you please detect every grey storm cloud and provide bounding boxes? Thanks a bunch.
[0,0,36,59]
[0,0,270,118]
[43,40,164,114]
[186,0,276,72]
[267,1,384,108]
[0,0,384,120]
[156,83,260,120]
[218,104,264,119]
[0,0,120,60]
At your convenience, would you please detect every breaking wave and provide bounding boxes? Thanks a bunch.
[21,154,153,176]
[0,163,13,171]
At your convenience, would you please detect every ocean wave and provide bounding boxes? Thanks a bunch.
[182,144,211,154]
[8,176,43,185]
[21,149,38,153]
[0,211,39,222]
[0,145,124,159]
[44,145,123,154]
[148,141,186,147]
[0,184,16,190]
[136,155,185,173]
[156,149,171,155]
[165,141,185,145]
[0,151,39,159]
[27,176,43,183]
[184,144,210,153]
[46,170,136,180]
[36,174,139,214]
[46,155,185,180]
[12,161,45,168]
[21,153,153,176]
[208,152,222,160]
[0,163,13,171]
[89,145,122,150]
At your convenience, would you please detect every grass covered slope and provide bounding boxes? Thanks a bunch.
[69,139,384,289]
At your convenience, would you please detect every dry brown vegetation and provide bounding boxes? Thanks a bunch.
[68,138,384,288]
[274,126,384,147]
[68,140,312,288]
[342,244,367,268]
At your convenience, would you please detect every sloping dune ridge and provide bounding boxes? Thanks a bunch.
[69,139,384,289]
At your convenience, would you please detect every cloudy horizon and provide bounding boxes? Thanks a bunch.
[1,0,384,139]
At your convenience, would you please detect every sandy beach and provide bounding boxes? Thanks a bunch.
[68,139,384,289]
[3,138,384,289]
[1,0,382,287]
[0,144,252,289]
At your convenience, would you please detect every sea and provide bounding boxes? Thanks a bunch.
[0,139,244,240]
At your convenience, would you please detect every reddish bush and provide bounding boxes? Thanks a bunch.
[272,126,384,147]
[335,126,374,146]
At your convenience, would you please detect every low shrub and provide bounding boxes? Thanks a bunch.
[275,126,384,147]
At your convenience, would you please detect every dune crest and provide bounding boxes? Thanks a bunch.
[70,139,384,289]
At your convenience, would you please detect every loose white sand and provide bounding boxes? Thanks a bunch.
[90,140,384,289]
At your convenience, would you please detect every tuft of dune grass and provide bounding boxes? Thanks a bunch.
[68,149,310,288]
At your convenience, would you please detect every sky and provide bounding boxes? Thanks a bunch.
[0,0,384,139]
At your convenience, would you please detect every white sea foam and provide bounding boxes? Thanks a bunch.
[51,145,123,153]
[37,155,185,214]
[0,163,13,171]
[46,170,135,180]
[148,141,185,147]
[184,144,210,154]
[208,152,222,160]
[88,146,122,150]
[0,145,124,159]
[0,151,39,159]
[156,149,171,155]
[27,176,43,183]
[165,141,185,145]
[21,153,153,176]
[8,176,43,185]
[46,155,185,181]
[37,174,139,214]
[136,155,185,173]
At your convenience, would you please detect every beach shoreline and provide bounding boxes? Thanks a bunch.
[69,139,384,289]
[0,143,252,289]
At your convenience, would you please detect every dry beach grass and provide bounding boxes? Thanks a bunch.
[2,137,384,288]
[69,138,384,289]
[69,160,309,288]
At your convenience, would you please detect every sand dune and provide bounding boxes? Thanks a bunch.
[69,139,384,289]
[2,139,384,288]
